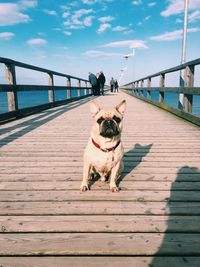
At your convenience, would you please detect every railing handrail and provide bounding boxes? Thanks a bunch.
[124,57,200,85]
[0,57,93,123]
[0,56,88,82]
[122,57,200,126]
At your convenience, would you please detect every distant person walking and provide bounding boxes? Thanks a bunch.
[98,71,106,95]
[114,79,119,93]
[96,73,101,95]
[110,77,115,93]
[88,72,98,96]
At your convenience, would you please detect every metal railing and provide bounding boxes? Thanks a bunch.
[121,58,200,126]
[0,57,92,123]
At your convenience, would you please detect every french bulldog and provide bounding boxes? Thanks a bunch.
[80,99,126,192]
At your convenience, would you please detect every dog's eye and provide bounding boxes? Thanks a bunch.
[113,115,121,123]
[97,117,104,124]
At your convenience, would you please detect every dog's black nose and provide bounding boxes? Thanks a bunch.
[105,120,113,126]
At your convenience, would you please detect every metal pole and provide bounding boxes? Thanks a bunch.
[178,0,189,109]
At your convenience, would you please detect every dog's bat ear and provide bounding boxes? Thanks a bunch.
[90,101,101,118]
[116,100,126,116]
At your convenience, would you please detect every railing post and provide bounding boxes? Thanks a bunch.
[48,73,55,103]
[147,78,151,100]
[67,77,71,99]
[5,63,18,111]
[184,65,194,113]
[77,80,81,97]
[133,82,136,95]
[140,80,144,97]
[136,81,139,96]
[131,82,135,94]
[159,74,165,103]
[84,81,87,95]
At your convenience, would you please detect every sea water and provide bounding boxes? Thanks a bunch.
[0,88,85,113]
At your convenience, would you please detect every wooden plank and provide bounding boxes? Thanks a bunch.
[1,156,200,162]
[0,201,199,215]
[0,166,199,174]
[1,215,200,233]
[1,190,200,202]
[1,161,200,167]
[0,233,200,255]
[0,256,199,267]
[0,181,200,191]
[0,173,199,182]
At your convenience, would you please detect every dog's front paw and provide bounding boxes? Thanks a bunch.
[110,184,119,192]
[80,183,89,192]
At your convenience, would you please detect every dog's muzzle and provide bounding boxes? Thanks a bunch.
[100,119,119,138]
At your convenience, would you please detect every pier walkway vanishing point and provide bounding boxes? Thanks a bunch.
[0,91,200,266]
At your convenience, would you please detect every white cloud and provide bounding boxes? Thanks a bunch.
[112,26,127,31]
[98,16,114,23]
[123,29,135,35]
[150,27,200,41]
[148,2,156,7]
[53,27,62,31]
[83,16,95,26]
[63,31,72,36]
[74,8,93,17]
[37,32,46,36]
[0,32,15,40]
[82,0,97,4]
[62,12,70,18]
[70,1,80,7]
[82,0,113,4]
[66,24,85,30]
[102,39,148,49]
[19,0,37,9]
[60,5,70,11]
[64,8,93,28]
[132,0,142,5]
[145,16,151,21]
[161,0,200,17]
[27,38,47,46]
[0,1,37,26]
[175,18,183,24]
[97,23,111,33]
[43,9,57,16]
[0,3,30,26]
[83,50,122,57]
[188,10,200,23]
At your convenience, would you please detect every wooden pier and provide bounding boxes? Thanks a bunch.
[0,91,200,266]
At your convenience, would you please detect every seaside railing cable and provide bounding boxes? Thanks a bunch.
[121,58,200,126]
[0,57,93,123]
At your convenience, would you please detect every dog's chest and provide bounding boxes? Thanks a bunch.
[95,151,115,171]
[90,148,121,173]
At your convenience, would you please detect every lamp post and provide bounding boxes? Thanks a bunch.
[178,0,189,110]
[123,48,135,84]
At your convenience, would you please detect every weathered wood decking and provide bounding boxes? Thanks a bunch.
[0,92,200,266]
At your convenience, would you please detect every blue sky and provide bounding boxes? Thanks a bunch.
[0,0,200,85]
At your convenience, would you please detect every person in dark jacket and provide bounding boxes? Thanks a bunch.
[110,77,115,93]
[88,72,98,95]
[98,71,106,95]
[96,73,101,95]
[114,79,119,93]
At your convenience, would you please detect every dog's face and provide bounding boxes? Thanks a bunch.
[90,100,126,138]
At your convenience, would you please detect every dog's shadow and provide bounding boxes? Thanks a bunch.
[117,143,153,187]
[89,143,152,189]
